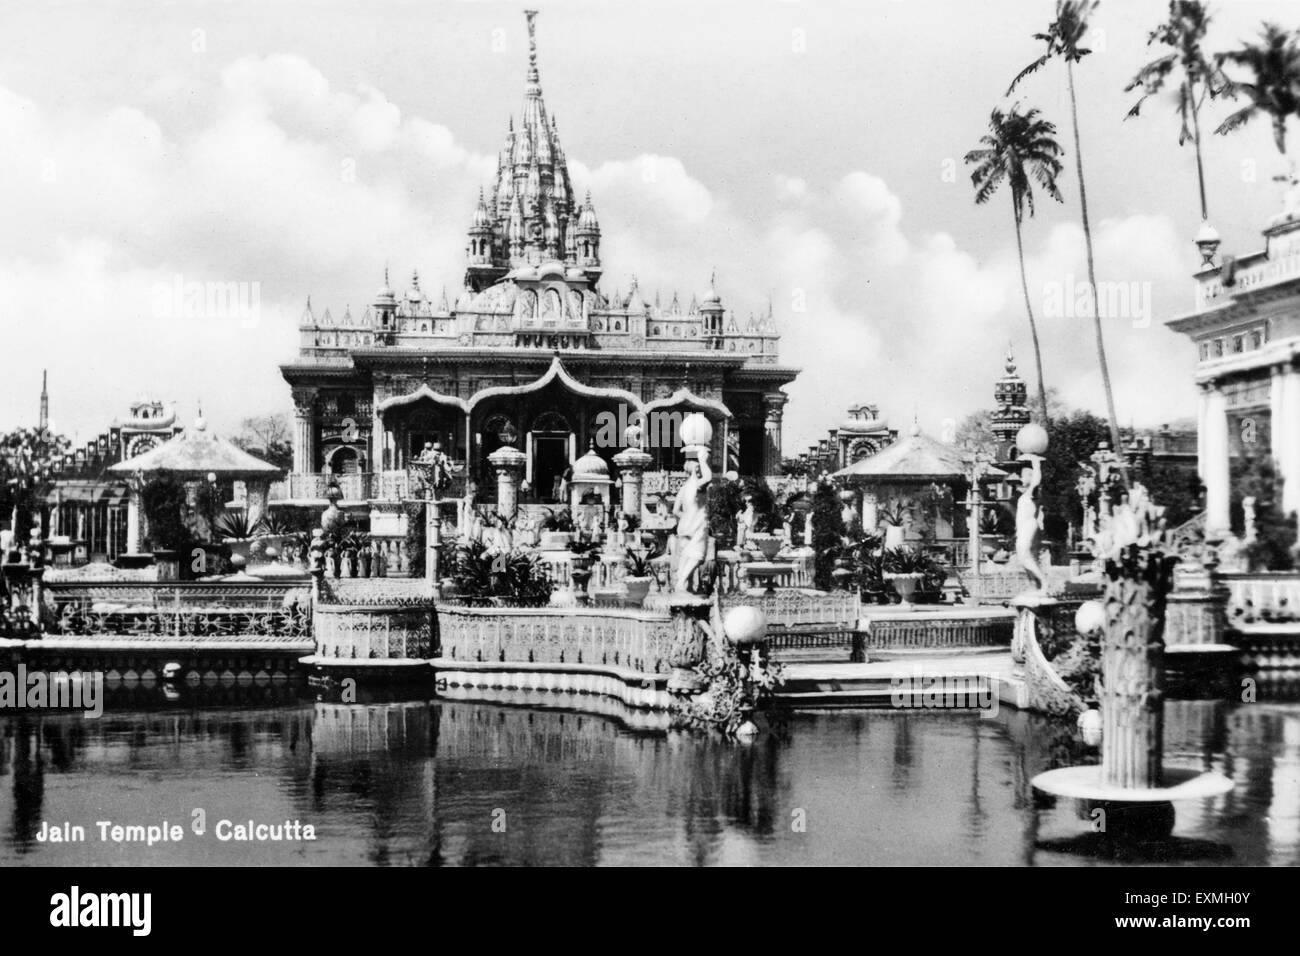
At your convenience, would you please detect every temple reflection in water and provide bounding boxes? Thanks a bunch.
[2,693,1298,866]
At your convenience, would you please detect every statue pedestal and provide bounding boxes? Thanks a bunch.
[1010,591,1058,669]
[666,595,712,695]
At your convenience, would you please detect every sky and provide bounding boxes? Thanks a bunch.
[2,0,1298,455]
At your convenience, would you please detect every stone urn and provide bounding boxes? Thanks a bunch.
[884,571,925,607]
[623,576,652,607]
[749,532,784,561]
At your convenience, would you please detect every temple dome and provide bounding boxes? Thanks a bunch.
[572,444,610,479]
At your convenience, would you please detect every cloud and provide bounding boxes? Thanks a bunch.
[0,51,1202,463]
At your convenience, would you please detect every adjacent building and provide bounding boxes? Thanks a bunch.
[1167,202,1300,533]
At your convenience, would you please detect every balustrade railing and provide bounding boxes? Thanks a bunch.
[42,581,312,639]
[436,605,677,674]
[271,469,461,502]
[1223,572,1300,623]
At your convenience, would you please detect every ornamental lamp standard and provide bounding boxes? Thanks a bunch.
[1195,222,1221,269]
[679,412,713,458]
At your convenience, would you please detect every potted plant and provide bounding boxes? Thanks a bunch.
[877,500,910,551]
[623,545,661,607]
[568,537,600,572]
[748,532,784,561]
[882,546,945,605]
[539,507,575,550]
[214,509,261,562]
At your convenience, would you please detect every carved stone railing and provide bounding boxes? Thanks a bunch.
[318,577,432,605]
[367,535,410,577]
[723,588,859,631]
[1223,571,1300,623]
[43,581,312,639]
[642,470,687,498]
[436,605,676,674]
[1196,249,1300,312]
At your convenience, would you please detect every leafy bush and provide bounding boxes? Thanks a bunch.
[449,540,552,605]
[540,507,574,532]
[140,474,189,552]
[810,481,846,590]
[213,509,259,540]
[404,501,425,578]
[740,476,780,533]
[624,545,663,577]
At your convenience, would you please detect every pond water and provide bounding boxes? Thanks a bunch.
[2,685,1297,866]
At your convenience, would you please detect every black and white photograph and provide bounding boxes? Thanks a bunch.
[0,0,1295,908]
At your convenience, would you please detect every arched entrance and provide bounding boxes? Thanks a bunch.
[529,410,572,503]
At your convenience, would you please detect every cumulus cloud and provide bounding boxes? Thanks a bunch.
[0,50,1200,460]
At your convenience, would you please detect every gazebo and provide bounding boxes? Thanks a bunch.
[108,416,284,554]
[832,423,975,543]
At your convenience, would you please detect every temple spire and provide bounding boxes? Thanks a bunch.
[525,9,540,90]
[39,369,49,433]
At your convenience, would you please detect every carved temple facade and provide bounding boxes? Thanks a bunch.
[1168,203,1300,534]
[278,12,797,509]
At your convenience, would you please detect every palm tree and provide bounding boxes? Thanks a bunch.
[965,105,1064,423]
[1215,23,1300,156]
[1009,0,1126,478]
[1125,1,1228,221]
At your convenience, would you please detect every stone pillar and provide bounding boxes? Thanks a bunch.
[291,388,317,475]
[1166,559,1230,647]
[613,446,652,517]
[1197,384,1209,480]
[126,478,145,554]
[246,479,271,530]
[762,393,787,476]
[487,445,527,519]
[861,491,879,533]
[1274,362,1300,517]
[1202,384,1230,536]
[425,503,442,589]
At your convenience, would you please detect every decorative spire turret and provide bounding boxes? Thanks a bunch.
[464,10,588,291]
[991,345,1031,461]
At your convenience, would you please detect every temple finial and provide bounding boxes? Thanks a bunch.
[525,10,539,85]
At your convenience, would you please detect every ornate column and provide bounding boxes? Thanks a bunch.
[125,475,146,554]
[425,504,442,588]
[1274,361,1300,516]
[292,388,317,475]
[488,445,526,519]
[246,479,271,530]
[613,425,652,518]
[761,392,787,476]
[1202,383,1230,536]
[861,491,879,533]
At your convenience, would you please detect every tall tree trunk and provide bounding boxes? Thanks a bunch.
[1189,81,1209,221]
[1013,204,1050,423]
[1067,61,1128,481]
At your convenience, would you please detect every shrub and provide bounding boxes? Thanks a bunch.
[449,540,552,604]
[404,501,425,578]
[810,481,846,590]
[140,474,188,552]
[213,509,258,540]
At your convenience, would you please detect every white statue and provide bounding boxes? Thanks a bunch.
[672,451,713,593]
[1016,460,1046,592]
[735,494,756,550]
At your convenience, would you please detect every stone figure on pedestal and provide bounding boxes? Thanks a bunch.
[735,493,756,550]
[1016,460,1047,592]
[673,451,713,593]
